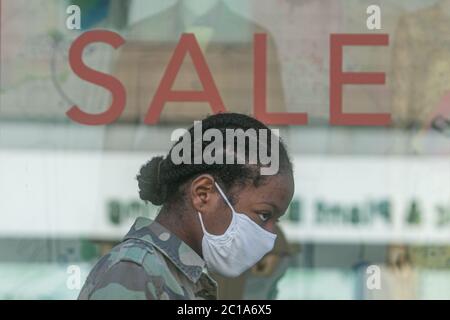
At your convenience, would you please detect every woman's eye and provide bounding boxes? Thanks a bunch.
[257,213,271,222]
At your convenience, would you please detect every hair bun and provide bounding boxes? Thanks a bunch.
[136,156,167,205]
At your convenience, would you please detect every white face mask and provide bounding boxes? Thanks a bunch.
[198,182,277,277]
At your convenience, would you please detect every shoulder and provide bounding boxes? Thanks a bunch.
[79,239,186,300]
[78,239,156,299]
[114,238,156,265]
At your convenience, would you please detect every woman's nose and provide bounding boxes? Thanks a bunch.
[264,221,276,234]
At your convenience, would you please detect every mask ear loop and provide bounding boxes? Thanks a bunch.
[197,211,208,233]
[198,182,224,234]
[214,182,235,212]
[198,182,236,237]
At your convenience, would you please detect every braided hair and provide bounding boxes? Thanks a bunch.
[136,113,293,207]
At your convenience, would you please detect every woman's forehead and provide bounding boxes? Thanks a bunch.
[235,174,294,205]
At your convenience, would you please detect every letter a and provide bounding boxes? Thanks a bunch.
[144,33,226,124]
[66,5,81,30]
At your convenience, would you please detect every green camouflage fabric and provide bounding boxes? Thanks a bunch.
[78,217,217,300]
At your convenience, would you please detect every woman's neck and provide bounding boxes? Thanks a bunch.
[156,208,203,257]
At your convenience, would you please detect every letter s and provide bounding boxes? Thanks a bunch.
[67,30,125,125]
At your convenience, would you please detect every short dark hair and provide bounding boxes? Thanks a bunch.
[136,113,293,207]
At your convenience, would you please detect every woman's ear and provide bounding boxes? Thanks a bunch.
[190,174,216,213]
[190,175,233,236]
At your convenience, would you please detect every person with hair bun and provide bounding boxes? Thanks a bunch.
[79,113,295,300]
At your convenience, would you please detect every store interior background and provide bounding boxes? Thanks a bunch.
[1,0,450,299]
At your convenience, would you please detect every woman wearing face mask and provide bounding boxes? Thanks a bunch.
[78,113,295,300]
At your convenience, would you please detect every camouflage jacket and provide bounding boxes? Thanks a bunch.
[78,217,217,300]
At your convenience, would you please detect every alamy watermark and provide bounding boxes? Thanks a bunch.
[169,121,280,176]
[66,264,82,290]
[366,265,381,290]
